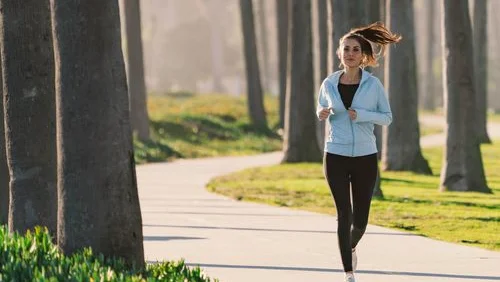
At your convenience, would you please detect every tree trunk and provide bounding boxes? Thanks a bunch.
[208,0,225,93]
[439,0,490,193]
[257,0,271,93]
[282,0,322,163]
[330,0,347,71]
[316,0,328,152]
[276,0,288,129]
[194,0,225,93]
[422,0,436,111]
[490,1,500,112]
[366,0,384,197]
[473,0,491,144]
[366,0,384,155]
[122,0,150,141]
[0,69,8,225]
[330,0,367,71]
[317,0,328,80]
[0,0,57,236]
[240,0,268,129]
[51,0,145,267]
[382,0,432,175]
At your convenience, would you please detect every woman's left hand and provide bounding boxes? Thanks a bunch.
[348,108,357,120]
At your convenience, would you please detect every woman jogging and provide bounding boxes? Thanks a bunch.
[316,22,401,282]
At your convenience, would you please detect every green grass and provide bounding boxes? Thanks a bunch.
[488,112,500,122]
[420,125,443,136]
[207,142,500,251]
[420,110,500,124]
[134,94,459,164]
[133,92,282,164]
[0,226,216,281]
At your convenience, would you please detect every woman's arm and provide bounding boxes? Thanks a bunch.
[316,81,331,120]
[352,81,392,126]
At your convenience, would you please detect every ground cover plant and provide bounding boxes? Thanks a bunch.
[0,226,217,281]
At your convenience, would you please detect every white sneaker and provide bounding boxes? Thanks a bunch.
[352,248,357,271]
[345,272,356,282]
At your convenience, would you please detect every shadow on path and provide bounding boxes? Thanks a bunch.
[142,211,318,217]
[169,263,499,281]
[144,236,206,241]
[143,224,420,237]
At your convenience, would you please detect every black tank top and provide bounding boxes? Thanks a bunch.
[338,83,359,109]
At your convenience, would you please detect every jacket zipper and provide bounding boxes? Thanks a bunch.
[350,119,355,156]
[350,84,362,157]
[337,70,365,156]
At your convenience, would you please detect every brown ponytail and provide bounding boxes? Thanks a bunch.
[339,22,402,68]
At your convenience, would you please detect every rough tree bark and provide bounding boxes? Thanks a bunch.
[382,0,432,174]
[240,0,268,129]
[0,67,7,225]
[121,0,150,141]
[473,0,491,144]
[439,0,490,193]
[51,0,145,267]
[422,0,436,111]
[282,0,322,163]
[0,0,57,235]
[276,0,288,129]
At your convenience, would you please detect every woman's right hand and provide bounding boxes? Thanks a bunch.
[317,107,332,121]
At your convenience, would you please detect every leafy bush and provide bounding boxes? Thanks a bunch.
[0,226,216,281]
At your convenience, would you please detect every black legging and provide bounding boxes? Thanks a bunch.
[323,152,378,272]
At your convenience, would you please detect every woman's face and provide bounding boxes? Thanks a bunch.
[339,38,363,68]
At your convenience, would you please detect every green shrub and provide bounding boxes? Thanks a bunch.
[0,226,216,281]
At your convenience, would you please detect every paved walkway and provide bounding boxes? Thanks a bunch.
[419,115,500,147]
[138,122,500,282]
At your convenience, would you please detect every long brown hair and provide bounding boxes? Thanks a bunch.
[338,22,402,68]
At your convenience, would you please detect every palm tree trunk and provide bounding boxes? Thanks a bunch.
[473,0,491,144]
[122,0,150,141]
[51,0,145,267]
[330,0,367,71]
[440,0,490,193]
[330,0,347,71]
[257,0,271,93]
[316,0,328,152]
[317,0,328,80]
[240,0,268,129]
[0,0,57,236]
[0,70,8,225]
[208,0,225,93]
[276,0,288,129]
[382,0,432,175]
[422,0,436,111]
[282,0,322,163]
[366,0,384,160]
[366,0,384,197]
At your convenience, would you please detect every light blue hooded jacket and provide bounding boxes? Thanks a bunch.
[317,69,392,157]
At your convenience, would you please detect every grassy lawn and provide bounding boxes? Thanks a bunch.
[488,112,500,122]
[207,142,500,251]
[133,92,282,164]
[135,93,456,163]
[420,125,443,136]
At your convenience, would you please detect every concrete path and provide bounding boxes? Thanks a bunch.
[138,122,500,282]
[419,115,500,147]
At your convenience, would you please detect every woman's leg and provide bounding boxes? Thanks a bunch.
[324,153,353,272]
[350,153,378,249]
